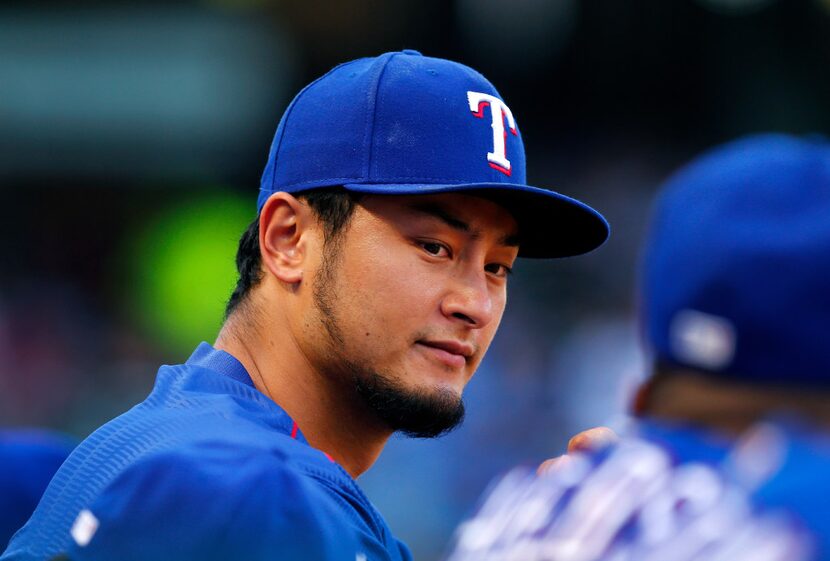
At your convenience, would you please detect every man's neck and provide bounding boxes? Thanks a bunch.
[214,313,391,478]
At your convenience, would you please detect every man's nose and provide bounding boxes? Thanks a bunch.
[440,269,495,329]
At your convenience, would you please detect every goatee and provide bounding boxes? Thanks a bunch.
[353,370,466,438]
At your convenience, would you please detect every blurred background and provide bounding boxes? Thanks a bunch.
[2,0,829,558]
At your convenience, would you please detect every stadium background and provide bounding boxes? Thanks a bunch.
[2,0,829,558]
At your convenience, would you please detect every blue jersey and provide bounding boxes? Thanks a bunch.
[2,343,412,561]
[0,430,76,549]
[448,420,825,561]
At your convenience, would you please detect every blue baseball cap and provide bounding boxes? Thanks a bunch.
[642,133,830,385]
[258,50,608,258]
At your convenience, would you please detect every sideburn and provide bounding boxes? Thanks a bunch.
[312,233,347,348]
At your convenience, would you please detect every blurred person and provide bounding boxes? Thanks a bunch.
[1,51,609,561]
[448,133,830,561]
[0,430,75,548]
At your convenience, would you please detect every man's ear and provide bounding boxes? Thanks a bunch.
[258,192,314,284]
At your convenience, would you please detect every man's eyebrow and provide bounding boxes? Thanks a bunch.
[409,202,471,233]
[407,201,520,247]
[500,232,521,248]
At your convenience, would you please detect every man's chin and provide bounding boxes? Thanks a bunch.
[354,373,466,439]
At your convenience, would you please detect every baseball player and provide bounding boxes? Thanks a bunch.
[0,430,75,549]
[1,50,609,560]
[448,133,830,561]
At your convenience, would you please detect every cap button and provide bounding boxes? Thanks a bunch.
[401,49,422,56]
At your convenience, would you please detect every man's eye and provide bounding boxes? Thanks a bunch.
[419,241,449,257]
[485,263,513,278]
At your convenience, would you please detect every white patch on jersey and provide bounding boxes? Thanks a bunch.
[467,91,517,176]
[355,553,367,561]
[70,509,99,547]
[670,309,736,370]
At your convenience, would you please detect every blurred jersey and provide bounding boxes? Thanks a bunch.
[0,430,75,548]
[447,420,828,561]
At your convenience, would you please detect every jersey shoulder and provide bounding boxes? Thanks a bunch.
[64,444,361,561]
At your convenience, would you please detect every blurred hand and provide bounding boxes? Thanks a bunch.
[537,426,618,475]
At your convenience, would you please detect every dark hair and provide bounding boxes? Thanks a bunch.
[224,188,361,318]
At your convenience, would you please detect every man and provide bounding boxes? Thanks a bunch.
[2,50,608,560]
[448,133,830,561]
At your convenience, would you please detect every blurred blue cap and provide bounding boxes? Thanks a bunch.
[258,50,608,258]
[1,430,76,545]
[642,133,830,385]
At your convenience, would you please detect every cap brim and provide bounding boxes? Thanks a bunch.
[341,182,609,258]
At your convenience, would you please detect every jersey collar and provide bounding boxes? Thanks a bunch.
[184,342,314,446]
[186,342,255,389]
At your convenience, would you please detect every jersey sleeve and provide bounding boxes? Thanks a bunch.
[62,444,361,561]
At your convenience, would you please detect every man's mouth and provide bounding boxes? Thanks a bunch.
[416,340,474,369]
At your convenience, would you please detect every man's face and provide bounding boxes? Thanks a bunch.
[304,193,519,437]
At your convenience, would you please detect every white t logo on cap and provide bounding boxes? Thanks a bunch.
[467,91,517,176]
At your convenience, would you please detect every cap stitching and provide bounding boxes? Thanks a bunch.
[277,176,516,189]
[273,177,365,189]
[364,53,398,183]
